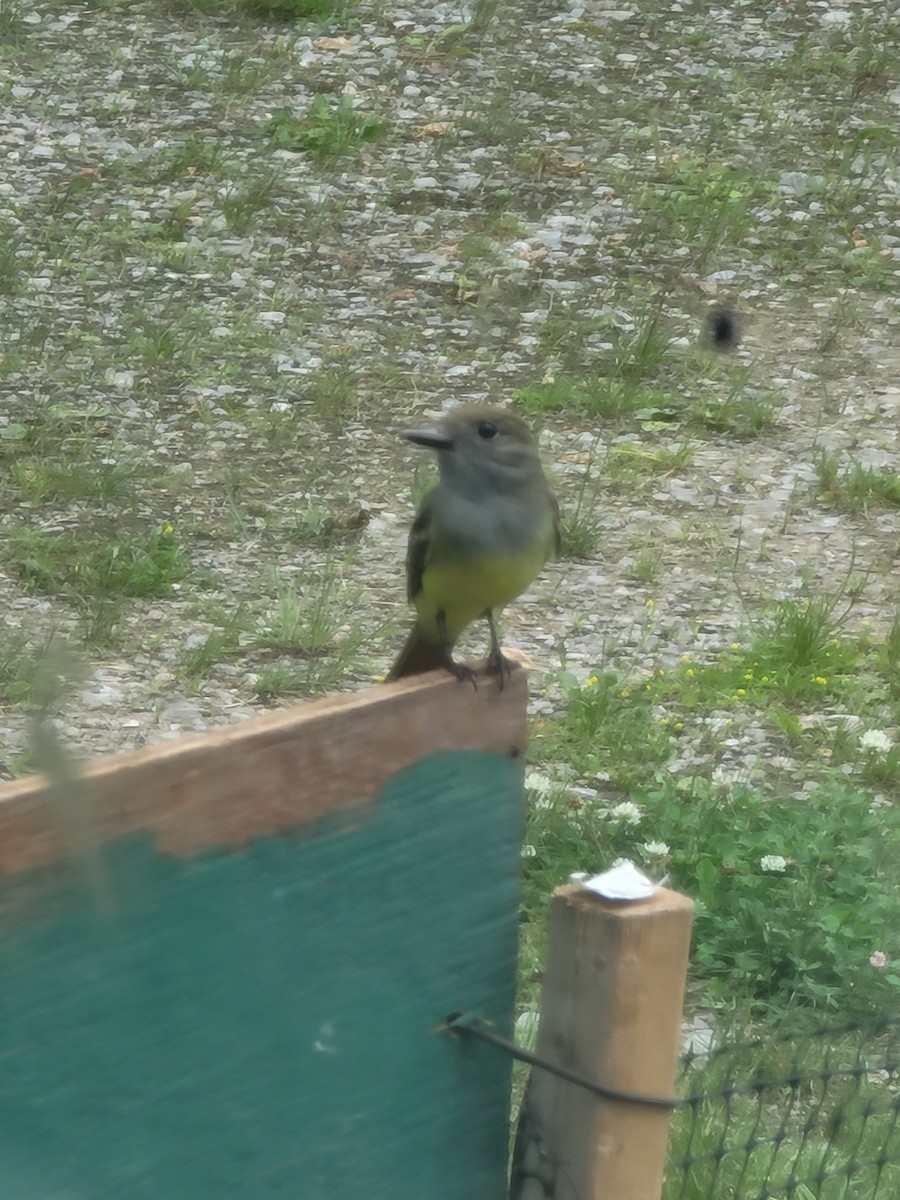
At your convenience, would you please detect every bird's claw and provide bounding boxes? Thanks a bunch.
[446,658,479,689]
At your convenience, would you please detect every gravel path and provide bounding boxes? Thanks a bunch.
[1,0,899,775]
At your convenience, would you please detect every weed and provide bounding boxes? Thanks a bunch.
[536,669,675,789]
[0,634,82,710]
[628,548,663,584]
[177,614,248,688]
[555,433,604,559]
[9,457,143,507]
[876,610,900,698]
[559,506,602,559]
[638,160,766,270]
[3,524,186,604]
[0,0,25,44]
[301,362,359,415]
[78,599,127,650]
[654,776,900,1015]
[252,569,355,656]
[0,221,29,293]
[649,599,859,709]
[686,387,780,439]
[260,97,385,159]
[514,375,651,420]
[221,177,278,235]
[815,451,900,512]
[243,0,343,17]
[151,137,230,182]
[606,441,694,486]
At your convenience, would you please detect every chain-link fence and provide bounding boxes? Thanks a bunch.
[667,1018,900,1199]
[480,1012,900,1199]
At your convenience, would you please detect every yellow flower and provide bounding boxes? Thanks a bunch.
[814,675,827,686]
[646,598,656,610]
[680,654,691,663]
[686,668,695,678]
[161,522,174,535]
[674,721,684,731]
[735,688,746,697]
[730,642,741,650]
[586,675,599,688]
[619,688,631,698]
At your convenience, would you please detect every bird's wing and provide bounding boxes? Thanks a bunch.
[406,492,433,602]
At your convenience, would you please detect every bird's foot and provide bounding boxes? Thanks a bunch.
[485,649,514,690]
[445,657,479,689]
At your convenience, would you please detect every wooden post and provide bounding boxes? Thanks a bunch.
[512,884,694,1200]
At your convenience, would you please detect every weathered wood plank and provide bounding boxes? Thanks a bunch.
[0,667,528,875]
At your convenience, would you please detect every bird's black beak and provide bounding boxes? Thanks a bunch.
[402,427,454,450]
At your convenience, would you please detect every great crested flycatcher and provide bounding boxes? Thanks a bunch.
[387,405,560,684]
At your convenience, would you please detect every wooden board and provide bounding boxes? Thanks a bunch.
[0,670,529,1199]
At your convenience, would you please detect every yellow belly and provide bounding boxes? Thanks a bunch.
[414,548,548,644]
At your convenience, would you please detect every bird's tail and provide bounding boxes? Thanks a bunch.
[386,627,448,681]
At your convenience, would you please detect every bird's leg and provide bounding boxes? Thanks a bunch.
[437,611,478,688]
[484,610,513,689]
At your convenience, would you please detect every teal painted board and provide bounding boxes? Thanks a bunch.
[0,749,523,1199]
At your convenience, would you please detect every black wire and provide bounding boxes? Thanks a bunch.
[445,1012,681,1109]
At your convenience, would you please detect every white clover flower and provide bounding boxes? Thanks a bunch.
[609,801,642,826]
[641,841,670,857]
[524,771,554,793]
[524,771,557,809]
[760,855,788,873]
[521,844,537,858]
[712,764,752,789]
[860,729,893,755]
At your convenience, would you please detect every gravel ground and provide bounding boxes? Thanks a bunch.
[1,0,899,776]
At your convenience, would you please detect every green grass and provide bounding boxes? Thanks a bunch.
[627,547,663,583]
[521,589,900,1022]
[174,563,373,695]
[816,451,900,512]
[635,159,774,273]
[260,97,386,159]
[650,597,862,708]
[242,0,344,16]
[558,506,602,559]
[515,375,655,420]
[514,350,781,439]
[302,362,360,415]
[220,177,279,234]
[2,525,186,604]
[7,456,145,507]
[0,634,82,710]
[684,385,781,439]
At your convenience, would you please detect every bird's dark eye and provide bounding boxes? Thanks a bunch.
[478,421,498,439]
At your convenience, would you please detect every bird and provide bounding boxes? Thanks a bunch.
[387,405,559,687]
